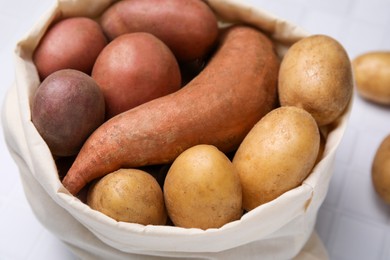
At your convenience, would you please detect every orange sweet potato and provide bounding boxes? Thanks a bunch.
[62,25,279,195]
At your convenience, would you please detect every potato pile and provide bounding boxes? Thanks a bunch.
[31,0,353,229]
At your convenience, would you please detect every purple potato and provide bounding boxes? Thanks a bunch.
[32,69,105,156]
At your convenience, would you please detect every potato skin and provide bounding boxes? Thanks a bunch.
[33,17,107,80]
[352,51,390,105]
[62,25,279,196]
[100,0,218,61]
[372,135,390,204]
[87,168,167,225]
[31,69,105,156]
[164,145,242,229]
[233,106,320,211]
[92,33,181,119]
[278,34,353,126]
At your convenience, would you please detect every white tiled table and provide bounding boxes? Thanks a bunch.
[1,0,389,259]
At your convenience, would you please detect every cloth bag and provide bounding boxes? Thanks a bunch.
[2,0,351,259]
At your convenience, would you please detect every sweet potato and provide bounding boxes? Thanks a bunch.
[62,25,279,195]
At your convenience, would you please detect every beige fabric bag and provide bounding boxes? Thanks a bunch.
[2,0,351,259]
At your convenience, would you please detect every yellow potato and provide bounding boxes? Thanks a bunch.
[352,51,390,105]
[278,34,353,126]
[233,106,320,211]
[87,168,167,225]
[314,130,326,165]
[372,134,390,204]
[163,144,242,229]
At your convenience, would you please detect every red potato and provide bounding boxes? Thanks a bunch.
[99,0,218,61]
[33,17,107,80]
[92,33,181,119]
[62,25,280,195]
